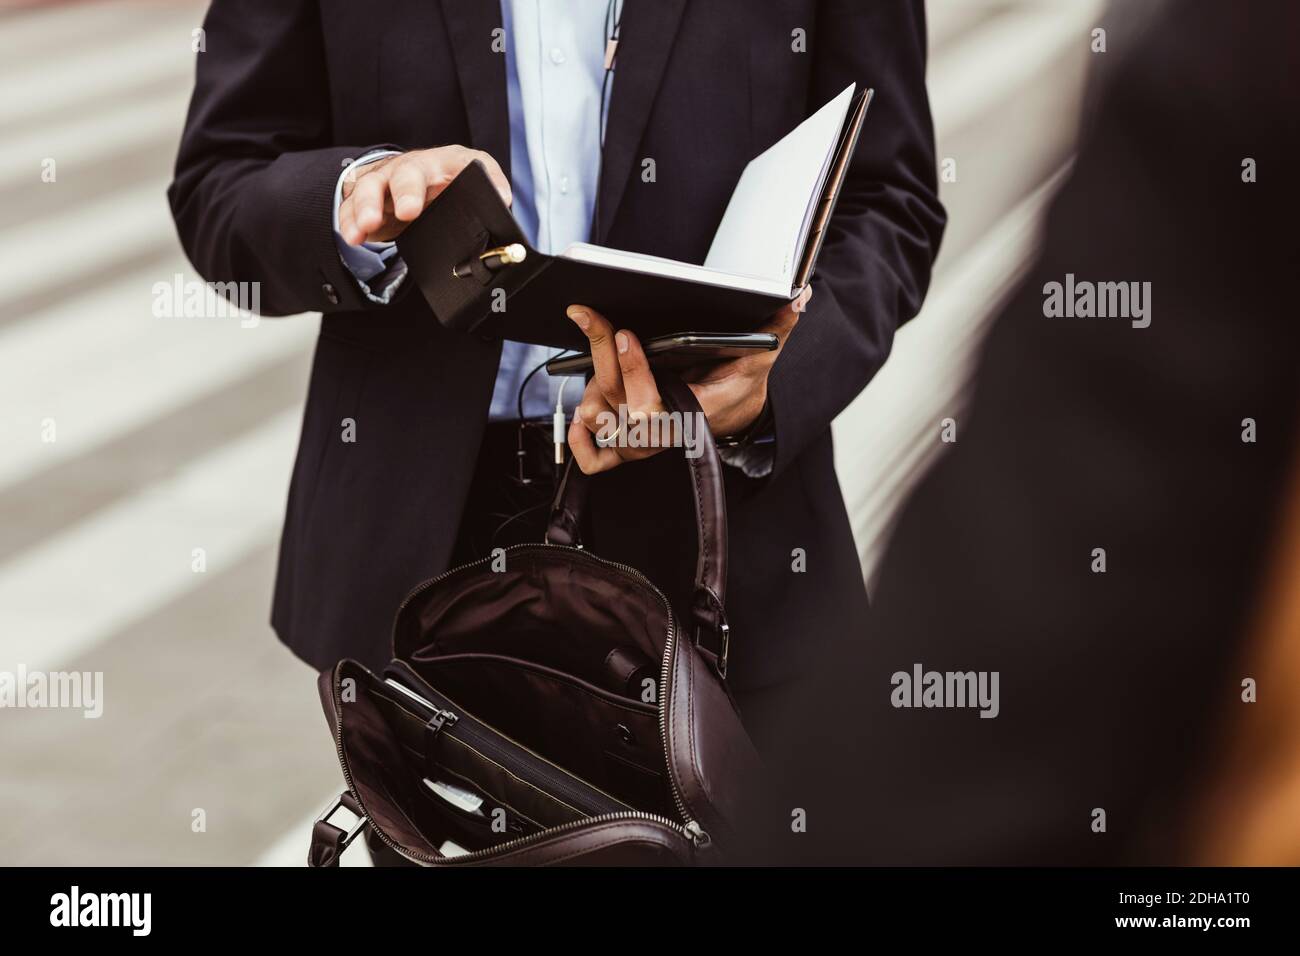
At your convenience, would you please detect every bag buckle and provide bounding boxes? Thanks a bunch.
[717,622,730,679]
[316,794,367,852]
[695,621,730,679]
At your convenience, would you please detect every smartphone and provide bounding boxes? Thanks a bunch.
[545,332,778,377]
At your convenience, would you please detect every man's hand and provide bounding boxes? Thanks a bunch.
[338,146,511,246]
[565,286,811,474]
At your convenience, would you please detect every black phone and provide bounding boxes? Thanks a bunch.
[544,332,778,378]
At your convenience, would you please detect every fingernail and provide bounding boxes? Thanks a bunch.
[616,332,629,354]
[567,306,590,330]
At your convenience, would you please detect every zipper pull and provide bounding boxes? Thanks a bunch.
[683,820,711,849]
[427,709,458,734]
[423,709,460,779]
[423,707,460,743]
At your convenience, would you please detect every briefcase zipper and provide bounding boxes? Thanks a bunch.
[330,668,705,864]
[382,672,631,818]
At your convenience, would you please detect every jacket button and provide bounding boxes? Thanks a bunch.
[322,283,340,305]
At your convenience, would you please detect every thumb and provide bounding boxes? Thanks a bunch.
[762,285,810,342]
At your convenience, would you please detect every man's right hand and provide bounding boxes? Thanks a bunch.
[338,146,511,246]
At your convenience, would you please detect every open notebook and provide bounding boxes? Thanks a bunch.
[399,85,873,348]
[565,84,867,298]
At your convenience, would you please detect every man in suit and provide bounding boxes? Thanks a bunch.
[169,0,944,751]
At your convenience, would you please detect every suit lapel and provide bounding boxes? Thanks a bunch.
[594,0,688,242]
[437,0,511,180]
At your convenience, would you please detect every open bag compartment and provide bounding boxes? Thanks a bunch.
[391,545,679,817]
[330,658,684,861]
[394,546,670,697]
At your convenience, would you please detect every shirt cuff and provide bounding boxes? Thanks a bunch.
[719,439,775,478]
[718,406,776,478]
[332,150,408,304]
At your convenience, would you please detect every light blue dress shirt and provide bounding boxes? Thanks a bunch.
[334,0,615,421]
[332,0,775,476]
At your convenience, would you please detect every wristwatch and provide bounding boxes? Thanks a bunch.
[716,400,773,449]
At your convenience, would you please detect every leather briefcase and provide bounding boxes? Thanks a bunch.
[308,375,763,866]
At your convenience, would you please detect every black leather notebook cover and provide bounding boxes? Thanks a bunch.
[396,161,788,350]
[397,89,870,350]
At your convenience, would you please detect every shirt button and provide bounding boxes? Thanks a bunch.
[322,283,340,305]
[549,47,566,65]
[559,176,570,195]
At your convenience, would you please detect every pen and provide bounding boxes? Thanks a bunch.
[452,243,527,279]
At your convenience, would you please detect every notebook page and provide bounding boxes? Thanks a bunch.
[703,84,855,289]
[559,243,790,297]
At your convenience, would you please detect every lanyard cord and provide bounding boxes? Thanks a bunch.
[592,0,623,241]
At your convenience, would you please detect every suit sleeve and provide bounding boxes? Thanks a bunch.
[168,0,397,316]
[765,0,946,477]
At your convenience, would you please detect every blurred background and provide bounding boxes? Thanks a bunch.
[0,0,1103,864]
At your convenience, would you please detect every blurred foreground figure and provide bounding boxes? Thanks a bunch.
[751,0,1300,864]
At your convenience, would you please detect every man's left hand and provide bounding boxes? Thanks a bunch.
[565,286,810,474]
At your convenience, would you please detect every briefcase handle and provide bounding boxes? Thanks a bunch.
[546,372,731,674]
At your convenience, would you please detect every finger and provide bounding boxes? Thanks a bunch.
[387,157,429,222]
[575,378,617,437]
[794,284,813,313]
[417,148,467,205]
[614,329,661,419]
[416,147,512,210]
[568,411,623,474]
[472,150,513,208]
[350,165,392,240]
[760,292,807,345]
[682,291,810,380]
[567,305,625,407]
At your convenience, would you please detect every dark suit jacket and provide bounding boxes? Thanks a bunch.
[168,0,945,700]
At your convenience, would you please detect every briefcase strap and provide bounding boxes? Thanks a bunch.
[546,371,730,674]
